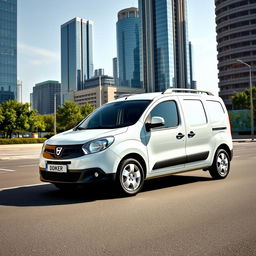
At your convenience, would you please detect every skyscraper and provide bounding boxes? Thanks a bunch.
[17,79,22,103]
[215,0,256,109]
[61,17,94,100]
[189,42,196,90]
[32,80,61,115]
[94,68,104,77]
[116,8,141,88]
[113,57,118,86]
[139,0,192,92]
[0,0,17,103]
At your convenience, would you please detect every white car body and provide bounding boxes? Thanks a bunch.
[39,90,233,194]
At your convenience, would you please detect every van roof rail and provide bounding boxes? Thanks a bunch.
[162,88,214,96]
[117,94,134,99]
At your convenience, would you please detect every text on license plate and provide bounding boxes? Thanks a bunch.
[47,164,67,173]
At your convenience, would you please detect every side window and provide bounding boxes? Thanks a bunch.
[183,99,207,126]
[206,100,225,123]
[148,101,179,129]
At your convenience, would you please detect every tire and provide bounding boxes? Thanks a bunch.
[53,183,77,192]
[116,158,145,196]
[209,149,230,179]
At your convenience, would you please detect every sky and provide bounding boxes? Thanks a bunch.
[17,0,218,103]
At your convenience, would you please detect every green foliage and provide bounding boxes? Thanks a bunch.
[42,115,54,132]
[232,86,256,113]
[0,105,4,124]
[0,100,20,137]
[0,100,47,137]
[0,138,46,144]
[28,111,46,132]
[56,101,95,131]
[56,101,83,131]
[80,103,95,118]
[0,100,95,137]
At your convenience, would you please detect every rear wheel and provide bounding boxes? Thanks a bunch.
[116,158,145,196]
[209,149,230,179]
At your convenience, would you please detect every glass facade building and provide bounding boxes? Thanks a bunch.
[117,8,141,88]
[61,17,93,101]
[113,57,118,86]
[32,80,61,115]
[0,0,17,103]
[173,0,191,89]
[139,0,192,92]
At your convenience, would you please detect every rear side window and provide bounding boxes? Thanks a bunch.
[148,101,179,129]
[206,100,225,123]
[183,99,207,126]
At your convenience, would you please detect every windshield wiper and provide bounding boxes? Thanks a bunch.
[75,127,86,130]
[85,126,115,129]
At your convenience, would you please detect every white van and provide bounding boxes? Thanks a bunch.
[39,89,233,195]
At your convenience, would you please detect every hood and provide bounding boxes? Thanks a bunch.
[47,127,128,145]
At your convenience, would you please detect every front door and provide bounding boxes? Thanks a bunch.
[143,98,187,177]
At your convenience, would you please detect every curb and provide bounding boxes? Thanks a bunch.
[232,139,256,143]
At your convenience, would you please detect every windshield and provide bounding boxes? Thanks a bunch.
[77,100,151,129]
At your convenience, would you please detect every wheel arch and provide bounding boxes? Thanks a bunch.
[117,153,147,178]
[215,143,232,161]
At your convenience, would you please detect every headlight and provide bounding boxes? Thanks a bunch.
[41,140,48,154]
[82,137,114,154]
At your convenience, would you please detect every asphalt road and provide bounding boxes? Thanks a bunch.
[0,142,256,256]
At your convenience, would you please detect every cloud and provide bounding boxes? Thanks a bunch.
[18,43,60,64]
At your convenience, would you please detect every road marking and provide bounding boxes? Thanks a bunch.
[0,155,39,160]
[0,183,49,192]
[19,164,38,167]
[0,168,16,172]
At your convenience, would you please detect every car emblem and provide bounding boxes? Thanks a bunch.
[56,147,63,156]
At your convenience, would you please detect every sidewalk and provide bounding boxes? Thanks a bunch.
[232,134,256,143]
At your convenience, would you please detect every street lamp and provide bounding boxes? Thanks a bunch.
[237,59,254,140]
[54,90,74,135]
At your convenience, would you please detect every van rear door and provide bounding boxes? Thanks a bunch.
[179,97,212,169]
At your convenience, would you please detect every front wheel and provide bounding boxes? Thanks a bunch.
[116,158,145,196]
[209,149,230,179]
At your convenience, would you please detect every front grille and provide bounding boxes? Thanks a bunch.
[40,171,81,182]
[43,144,84,159]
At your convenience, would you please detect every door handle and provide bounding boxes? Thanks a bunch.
[176,133,185,140]
[188,131,195,138]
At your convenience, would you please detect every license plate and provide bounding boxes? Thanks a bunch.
[46,164,67,173]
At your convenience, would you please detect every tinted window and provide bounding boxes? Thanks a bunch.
[78,100,150,129]
[183,100,207,126]
[206,100,225,123]
[148,101,179,129]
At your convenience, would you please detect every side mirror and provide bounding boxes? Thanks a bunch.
[146,116,165,131]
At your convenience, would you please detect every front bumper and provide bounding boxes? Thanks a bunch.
[40,167,115,184]
[39,147,121,184]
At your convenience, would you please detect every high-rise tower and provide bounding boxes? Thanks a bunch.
[61,17,94,100]
[0,0,17,103]
[117,7,141,88]
[215,0,256,109]
[139,0,192,92]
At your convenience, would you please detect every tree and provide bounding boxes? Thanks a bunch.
[80,103,95,118]
[15,102,31,135]
[56,101,83,131]
[0,100,46,137]
[28,112,46,132]
[232,86,256,112]
[0,100,18,138]
[0,105,4,128]
[42,115,54,132]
